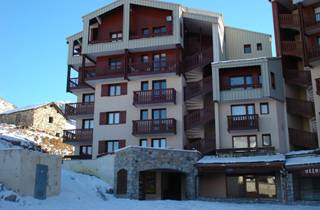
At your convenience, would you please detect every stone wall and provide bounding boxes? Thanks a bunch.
[0,109,34,127]
[114,146,201,200]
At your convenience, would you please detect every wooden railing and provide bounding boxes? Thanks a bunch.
[316,78,320,96]
[227,114,259,131]
[279,14,300,29]
[94,64,125,79]
[304,16,320,27]
[284,70,311,87]
[184,106,214,130]
[184,139,216,155]
[128,59,178,75]
[308,46,320,60]
[64,154,92,160]
[286,98,314,118]
[289,128,318,149]
[65,102,94,116]
[133,88,176,105]
[281,41,303,57]
[63,129,93,143]
[132,119,176,135]
[184,77,212,101]
[216,147,275,157]
[183,48,213,72]
[129,31,172,40]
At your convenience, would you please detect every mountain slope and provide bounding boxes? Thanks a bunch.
[0,97,16,114]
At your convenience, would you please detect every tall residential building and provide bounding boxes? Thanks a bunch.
[62,0,320,202]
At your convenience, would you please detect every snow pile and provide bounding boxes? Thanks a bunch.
[0,97,16,114]
[198,154,285,164]
[0,184,20,203]
[0,123,73,155]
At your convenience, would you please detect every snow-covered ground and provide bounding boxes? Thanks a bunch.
[1,170,318,210]
[0,97,15,114]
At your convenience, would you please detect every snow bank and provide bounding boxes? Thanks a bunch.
[198,154,285,164]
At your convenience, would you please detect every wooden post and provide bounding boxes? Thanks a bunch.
[66,65,71,92]
[297,3,309,66]
[176,44,182,75]
[124,49,129,80]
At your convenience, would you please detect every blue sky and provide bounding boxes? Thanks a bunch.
[0,0,274,107]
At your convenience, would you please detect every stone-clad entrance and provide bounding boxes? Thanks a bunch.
[114,146,201,200]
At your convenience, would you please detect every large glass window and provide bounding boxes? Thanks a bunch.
[299,177,320,201]
[230,75,254,89]
[108,112,120,125]
[233,135,257,148]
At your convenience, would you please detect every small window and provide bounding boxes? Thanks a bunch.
[244,44,252,54]
[56,133,60,137]
[153,26,167,34]
[141,81,149,91]
[271,72,276,89]
[110,32,122,42]
[231,104,255,116]
[257,43,263,51]
[109,84,121,96]
[80,145,92,155]
[142,28,149,37]
[48,117,53,123]
[83,93,95,103]
[140,110,148,120]
[141,55,149,64]
[109,59,122,70]
[166,16,172,22]
[140,139,148,147]
[260,103,269,115]
[107,141,120,153]
[317,36,320,46]
[152,138,167,148]
[315,7,320,22]
[108,112,120,125]
[262,134,272,147]
[82,119,94,129]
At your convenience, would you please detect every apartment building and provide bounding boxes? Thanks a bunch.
[62,0,320,202]
[270,0,320,202]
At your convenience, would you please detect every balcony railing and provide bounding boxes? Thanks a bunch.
[279,14,300,29]
[227,114,259,131]
[129,31,172,40]
[184,77,212,101]
[63,129,93,143]
[90,65,125,80]
[316,78,320,96]
[281,41,303,57]
[132,119,176,135]
[67,77,90,91]
[304,17,320,35]
[220,83,262,91]
[308,46,320,61]
[63,154,92,160]
[183,48,213,73]
[65,102,94,116]
[184,106,214,130]
[184,139,216,155]
[133,88,176,106]
[89,37,123,44]
[128,59,178,76]
[289,128,318,149]
[284,70,311,88]
[216,147,275,157]
[286,98,314,118]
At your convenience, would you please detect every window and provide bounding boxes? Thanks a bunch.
[141,81,149,91]
[244,44,252,54]
[271,72,276,89]
[230,75,253,89]
[110,32,122,42]
[109,84,121,96]
[260,103,269,115]
[152,80,167,90]
[73,41,81,56]
[257,43,263,51]
[262,134,272,147]
[48,117,53,123]
[233,136,257,148]
[140,110,148,120]
[166,16,172,22]
[153,53,167,71]
[109,59,122,70]
[315,7,320,22]
[231,104,255,116]
[152,138,167,148]
[152,109,167,120]
[142,55,149,64]
[82,119,94,129]
[108,112,120,125]
[107,140,120,153]
[80,145,92,155]
[153,26,167,34]
[140,139,148,147]
[83,93,95,103]
[142,28,149,37]
[317,36,320,46]
[90,27,98,42]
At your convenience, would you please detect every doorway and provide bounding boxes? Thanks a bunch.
[161,172,182,200]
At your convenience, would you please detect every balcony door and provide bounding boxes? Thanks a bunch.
[152,109,167,131]
[152,80,167,101]
[153,53,167,72]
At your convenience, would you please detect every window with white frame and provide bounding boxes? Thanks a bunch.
[151,138,167,148]
[108,112,120,125]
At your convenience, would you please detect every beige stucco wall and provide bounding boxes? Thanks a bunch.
[92,74,185,158]
[199,173,227,198]
[217,99,289,153]
[311,65,320,146]
[0,149,61,197]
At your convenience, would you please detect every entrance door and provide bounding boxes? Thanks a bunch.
[161,172,181,200]
[34,164,48,200]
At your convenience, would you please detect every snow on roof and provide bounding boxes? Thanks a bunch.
[197,154,285,165]
[0,102,65,116]
[286,149,319,157]
[286,155,320,166]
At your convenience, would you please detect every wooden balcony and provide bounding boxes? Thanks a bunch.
[133,88,176,106]
[220,83,262,91]
[227,114,259,131]
[184,107,214,130]
[87,65,125,80]
[304,17,320,35]
[63,154,92,160]
[183,48,213,73]
[216,147,275,157]
[128,59,178,76]
[67,77,91,92]
[184,139,216,155]
[281,41,303,57]
[279,14,300,30]
[129,31,172,40]
[289,128,318,149]
[316,78,320,96]
[65,102,94,117]
[284,70,311,88]
[308,46,320,63]
[132,119,176,135]
[63,129,93,143]
[286,98,314,118]
[184,77,212,101]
